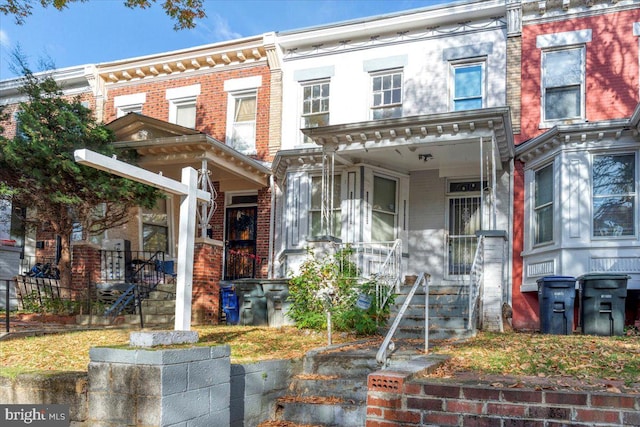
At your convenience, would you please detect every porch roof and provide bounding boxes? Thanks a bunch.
[106,113,271,191]
[295,107,514,176]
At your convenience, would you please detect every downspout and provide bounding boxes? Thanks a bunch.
[268,174,276,278]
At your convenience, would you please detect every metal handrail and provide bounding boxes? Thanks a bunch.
[467,235,485,331]
[376,272,430,368]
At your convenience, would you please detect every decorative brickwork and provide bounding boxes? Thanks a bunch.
[366,373,640,426]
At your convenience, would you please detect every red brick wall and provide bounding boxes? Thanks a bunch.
[367,371,640,426]
[519,9,640,142]
[71,243,101,297]
[103,65,273,162]
[256,187,271,278]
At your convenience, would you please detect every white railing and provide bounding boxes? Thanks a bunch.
[332,239,403,311]
[376,272,430,367]
[467,235,485,332]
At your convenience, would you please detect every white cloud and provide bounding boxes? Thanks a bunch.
[196,12,242,42]
[0,29,10,48]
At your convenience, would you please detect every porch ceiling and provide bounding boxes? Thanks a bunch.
[107,114,271,191]
[300,107,514,175]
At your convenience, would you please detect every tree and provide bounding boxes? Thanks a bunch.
[0,0,205,30]
[0,56,161,288]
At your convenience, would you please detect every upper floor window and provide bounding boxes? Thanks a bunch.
[372,175,397,241]
[534,164,554,245]
[310,175,341,238]
[301,80,330,144]
[542,47,585,122]
[114,93,145,118]
[166,84,200,129]
[593,153,636,237]
[228,92,257,154]
[452,62,484,111]
[371,70,403,120]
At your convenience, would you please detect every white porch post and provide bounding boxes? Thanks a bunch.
[73,149,210,332]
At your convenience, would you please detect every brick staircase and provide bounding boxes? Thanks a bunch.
[263,339,437,427]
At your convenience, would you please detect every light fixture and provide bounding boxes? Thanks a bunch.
[418,153,433,162]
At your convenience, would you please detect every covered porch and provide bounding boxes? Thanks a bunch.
[273,107,514,332]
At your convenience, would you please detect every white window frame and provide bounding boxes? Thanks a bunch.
[140,197,173,255]
[114,93,146,118]
[309,173,342,239]
[226,90,257,155]
[533,163,554,245]
[591,152,637,239]
[371,174,398,242]
[450,60,485,112]
[301,80,330,128]
[541,46,586,124]
[166,84,200,128]
[370,69,403,120]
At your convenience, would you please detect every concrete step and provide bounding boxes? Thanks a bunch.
[393,315,467,330]
[389,326,473,341]
[288,376,368,403]
[274,399,365,427]
[391,304,468,318]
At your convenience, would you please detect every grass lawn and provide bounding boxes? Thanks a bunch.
[1,326,639,393]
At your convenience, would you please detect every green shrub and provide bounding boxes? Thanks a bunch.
[287,247,393,335]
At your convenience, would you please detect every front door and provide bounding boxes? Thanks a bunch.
[224,206,257,280]
[447,196,481,277]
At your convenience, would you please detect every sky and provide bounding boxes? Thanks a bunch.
[0,0,455,80]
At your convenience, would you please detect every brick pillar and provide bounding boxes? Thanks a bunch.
[71,241,101,298]
[192,239,224,325]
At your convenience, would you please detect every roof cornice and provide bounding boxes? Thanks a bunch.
[521,0,640,24]
[98,33,275,85]
[0,64,96,102]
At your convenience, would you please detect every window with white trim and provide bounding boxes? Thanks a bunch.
[309,175,341,238]
[166,84,200,129]
[451,62,484,111]
[114,93,145,118]
[228,92,257,154]
[370,70,403,120]
[300,80,330,144]
[592,153,636,237]
[372,175,397,241]
[534,164,554,244]
[142,198,169,253]
[542,47,585,122]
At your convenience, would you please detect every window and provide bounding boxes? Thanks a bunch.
[142,198,169,253]
[301,81,330,129]
[452,62,484,111]
[371,70,403,120]
[534,164,554,244]
[228,93,257,154]
[542,47,584,122]
[166,84,200,129]
[114,93,145,118]
[372,176,397,241]
[593,153,636,237]
[310,175,341,237]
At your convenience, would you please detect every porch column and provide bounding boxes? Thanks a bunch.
[71,241,101,299]
[192,238,224,324]
[477,230,508,332]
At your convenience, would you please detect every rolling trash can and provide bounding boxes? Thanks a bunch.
[537,276,576,335]
[220,284,239,325]
[579,274,629,336]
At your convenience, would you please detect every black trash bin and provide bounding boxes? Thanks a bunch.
[537,276,576,335]
[579,274,629,336]
[235,281,268,326]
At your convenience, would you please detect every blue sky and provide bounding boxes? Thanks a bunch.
[0,0,454,80]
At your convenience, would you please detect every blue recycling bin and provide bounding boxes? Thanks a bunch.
[537,276,576,335]
[220,285,239,325]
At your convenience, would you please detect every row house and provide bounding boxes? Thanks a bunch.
[1,0,639,333]
[510,0,640,330]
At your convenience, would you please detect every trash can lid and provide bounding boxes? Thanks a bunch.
[536,276,576,283]
[578,273,631,281]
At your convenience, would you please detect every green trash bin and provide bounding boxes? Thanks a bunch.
[235,281,268,326]
[264,281,294,327]
[579,274,629,336]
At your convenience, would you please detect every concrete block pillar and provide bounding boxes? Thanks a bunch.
[88,345,231,426]
[477,230,508,332]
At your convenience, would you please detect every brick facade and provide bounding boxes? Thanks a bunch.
[192,240,223,324]
[367,371,640,426]
[71,242,101,297]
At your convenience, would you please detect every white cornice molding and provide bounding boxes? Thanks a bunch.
[97,35,270,85]
[522,0,640,24]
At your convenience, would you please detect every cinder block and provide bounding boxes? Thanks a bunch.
[161,364,188,395]
[136,365,162,397]
[109,364,138,394]
[88,391,136,425]
[209,382,231,413]
[161,388,209,425]
[136,395,162,425]
[88,363,111,392]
